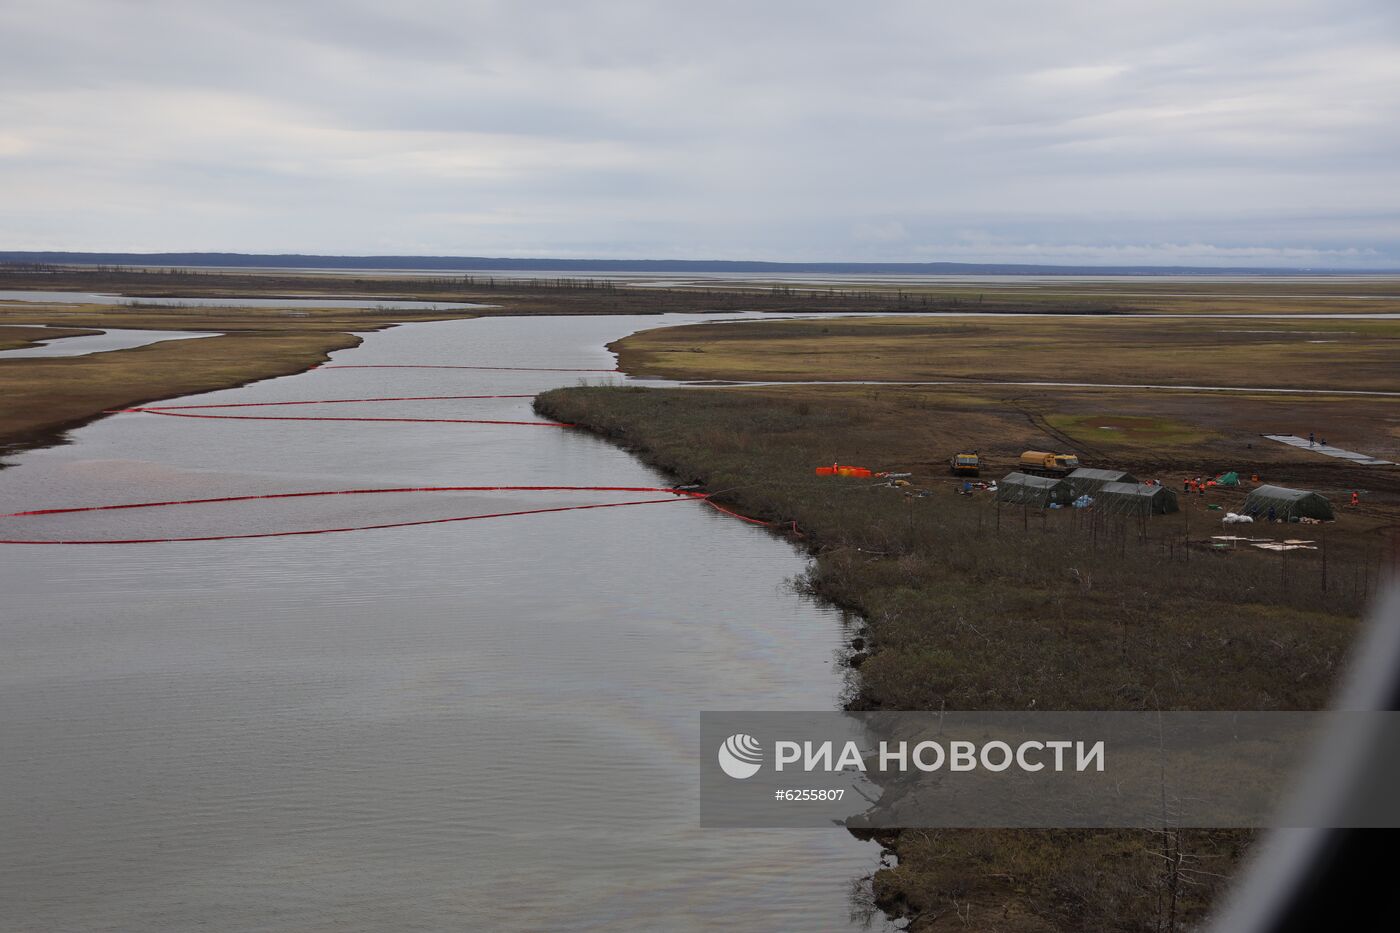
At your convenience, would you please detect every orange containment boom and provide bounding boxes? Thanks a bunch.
[815,464,874,478]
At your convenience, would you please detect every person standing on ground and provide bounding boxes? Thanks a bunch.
[1351,491,1361,508]
[1309,431,1315,446]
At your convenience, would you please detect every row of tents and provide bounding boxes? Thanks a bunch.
[996,468,1177,516]
[994,467,1335,520]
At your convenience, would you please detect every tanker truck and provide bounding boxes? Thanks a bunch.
[1018,450,1080,477]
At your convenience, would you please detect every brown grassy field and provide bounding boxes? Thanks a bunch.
[0,292,495,459]
[537,383,1369,931]
[537,383,1383,708]
[0,331,365,457]
[537,313,1399,932]
[0,325,99,351]
[0,265,1127,316]
[0,264,966,459]
[0,265,1130,459]
[609,315,1400,495]
[612,315,1400,393]
[647,274,1400,316]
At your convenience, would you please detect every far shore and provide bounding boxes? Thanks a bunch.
[0,264,1142,463]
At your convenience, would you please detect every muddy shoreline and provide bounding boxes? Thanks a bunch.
[532,368,1373,930]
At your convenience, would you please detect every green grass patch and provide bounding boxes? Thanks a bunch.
[1046,413,1216,451]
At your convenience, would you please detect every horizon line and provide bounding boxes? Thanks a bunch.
[2,250,1399,277]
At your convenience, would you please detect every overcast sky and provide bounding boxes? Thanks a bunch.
[2,0,1398,267]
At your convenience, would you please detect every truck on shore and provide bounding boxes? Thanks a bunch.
[1018,450,1080,477]
[949,451,981,476]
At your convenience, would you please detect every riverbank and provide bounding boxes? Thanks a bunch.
[11,266,1395,467]
[0,279,511,458]
[0,325,101,351]
[0,330,366,459]
[602,314,1400,510]
[0,264,1139,464]
[610,315,1400,394]
[535,383,1363,930]
[0,265,1128,315]
[534,316,1395,930]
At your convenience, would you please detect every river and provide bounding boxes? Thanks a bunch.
[0,314,890,932]
[0,290,491,310]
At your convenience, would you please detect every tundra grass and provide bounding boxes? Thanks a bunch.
[0,331,364,459]
[609,315,1400,392]
[659,276,1400,316]
[0,325,99,351]
[0,264,1142,459]
[537,382,1379,932]
[1043,414,1217,451]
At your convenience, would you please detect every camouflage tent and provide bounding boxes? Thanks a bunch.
[1067,467,1137,498]
[1095,482,1180,516]
[1242,485,1333,521]
[996,472,1075,508]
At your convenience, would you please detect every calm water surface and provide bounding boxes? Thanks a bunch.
[0,289,490,310]
[0,315,891,932]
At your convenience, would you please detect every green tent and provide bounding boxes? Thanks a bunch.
[996,472,1075,508]
[1095,482,1180,517]
[1067,467,1137,498]
[1242,484,1333,521]
[1214,471,1240,486]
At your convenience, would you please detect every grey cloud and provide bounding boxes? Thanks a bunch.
[1,0,1397,265]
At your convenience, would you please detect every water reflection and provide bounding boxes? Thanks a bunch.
[0,314,890,933]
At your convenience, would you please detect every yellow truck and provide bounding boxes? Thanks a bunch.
[1018,450,1080,477]
[949,452,981,476]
